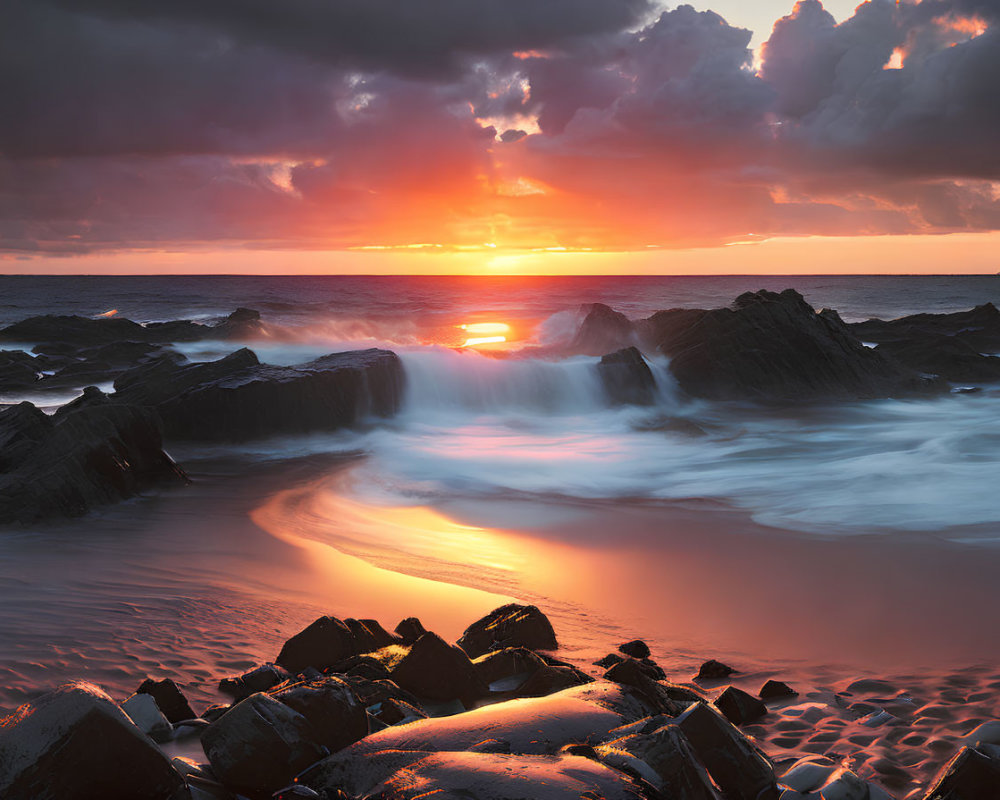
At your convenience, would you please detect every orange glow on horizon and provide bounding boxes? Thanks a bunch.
[461,335,507,347]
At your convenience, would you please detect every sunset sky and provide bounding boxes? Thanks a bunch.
[3,0,999,274]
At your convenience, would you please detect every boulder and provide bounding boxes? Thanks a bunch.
[642,289,934,401]
[715,686,767,724]
[201,692,326,799]
[0,401,188,523]
[120,692,173,742]
[513,665,593,698]
[696,659,735,681]
[345,618,398,653]
[457,604,558,658]
[375,697,427,726]
[277,616,361,674]
[603,659,683,716]
[570,303,635,356]
[618,640,651,659]
[114,347,405,441]
[924,746,1000,799]
[472,646,547,688]
[136,677,196,723]
[270,677,369,753]
[381,632,488,707]
[759,679,797,700]
[0,681,184,800]
[676,702,779,800]
[597,347,657,405]
[219,662,291,701]
[394,617,427,644]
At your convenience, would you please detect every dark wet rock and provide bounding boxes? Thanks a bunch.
[270,677,369,753]
[457,603,558,658]
[382,632,488,707]
[0,681,184,800]
[394,617,427,644]
[571,303,635,356]
[595,653,626,669]
[201,692,326,800]
[120,692,173,742]
[52,385,111,418]
[342,676,422,711]
[472,646,547,687]
[0,350,40,392]
[375,697,427,725]
[618,640,651,659]
[0,401,188,524]
[642,289,935,401]
[604,658,683,716]
[715,686,768,725]
[219,663,291,701]
[137,676,196,723]
[696,659,735,681]
[876,333,1000,383]
[851,303,1000,352]
[597,347,656,405]
[595,723,721,799]
[924,745,1000,799]
[0,307,265,347]
[345,618,398,653]
[661,682,706,705]
[759,679,798,700]
[677,701,779,800]
[114,347,404,441]
[514,665,593,698]
[277,616,361,674]
[328,654,393,682]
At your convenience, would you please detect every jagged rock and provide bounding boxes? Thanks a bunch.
[270,677,369,753]
[345,618,398,653]
[394,617,427,644]
[0,681,184,800]
[618,640,651,659]
[52,385,112,417]
[219,662,291,701]
[201,692,325,799]
[642,289,935,401]
[597,347,656,405]
[715,686,767,724]
[277,616,360,674]
[595,723,721,799]
[0,350,40,392]
[457,604,558,658]
[380,632,488,707]
[696,659,735,681]
[121,692,173,742]
[924,746,1000,799]
[114,347,404,441]
[472,646,547,687]
[570,303,635,356]
[759,679,797,700]
[137,676,196,723]
[603,659,682,716]
[676,702,779,800]
[0,401,188,523]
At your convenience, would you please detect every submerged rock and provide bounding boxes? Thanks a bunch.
[0,400,188,523]
[0,681,184,800]
[457,604,558,658]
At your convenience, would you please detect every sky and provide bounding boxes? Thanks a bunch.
[2,0,1000,274]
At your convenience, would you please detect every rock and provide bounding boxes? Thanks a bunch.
[0,401,188,524]
[51,385,112,418]
[618,640,651,659]
[345,617,398,653]
[201,692,326,799]
[210,307,265,340]
[0,681,184,800]
[850,303,1000,352]
[114,347,404,441]
[277,616,360,674]
[875,333,1000,383]
[715,686,768,724]
[570,303,635,356]
[924,746,1000,799]
[137,676,196,723]
[513,665,592,698]
[676,701,779,800]
[595,723,721,799]
[472,646,547,687]
[382,632,488,707]
[595,653,625,669]
[270,677,368,753]
[219,662,291,701]
[0,350,40,393]
[759,679,798,700]
[643,289,935,401]
[394,617,427,644]
[603,658,683,716]
[597,347,657,405]
[696,659,735,681]
[457,604,558,658]
[375,697,427,725]
[120,692,173,742]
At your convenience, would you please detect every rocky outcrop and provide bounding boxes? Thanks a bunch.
[875,334,1000,383]
[112,347,404,441]
[850,302,1000,352]
[597,346,657,405]
[0,682,184,800]
[641,290,935,401]
[0,398,187,523]
[457,603,558,658]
